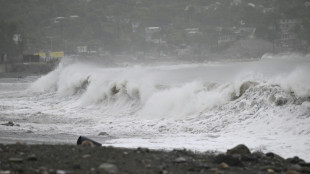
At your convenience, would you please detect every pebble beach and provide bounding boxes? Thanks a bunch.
[0,142,309,174]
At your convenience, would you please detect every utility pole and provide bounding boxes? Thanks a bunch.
[64,39,67,54]
[46,36,55,51]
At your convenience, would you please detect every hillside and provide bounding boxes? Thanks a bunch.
[0,0,310,60]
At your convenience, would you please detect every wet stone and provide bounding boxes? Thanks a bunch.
[287,157,305,164]
[1,121,14,126]
[300,163,310,167]
[26,130,33,133]
[301,167,310,173]
[275,97,287,106]
[188,163,210,172]
[8,157,23,163]
[210,168,219,174]
[241,154,258,162]
[10,169,24,174]
[48,169,56,174]
[266,152,285,162]
[257,172,269,174]
[289,164,302,171]
[227,144,251,155]
[98,163,118,174]
[219,162,229,169]
[173,157,187,163]
[252,151,266,159]
[0,171,11,174]
[213,154,244,167]
[81,141,94,147]
[285,170,300,174]
[56,170,74,174]
[82,154,91,158]
[159,170,168,174]
[261,165,283,173]
[37,167,48,174]
[136,147,150,153]
[72,164,81,170]
[27,154,38,161]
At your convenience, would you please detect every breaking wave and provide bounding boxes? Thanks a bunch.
[3,53,310,160]
[28,54,310,121]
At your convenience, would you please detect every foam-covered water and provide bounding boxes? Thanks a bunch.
[1,53,310,160]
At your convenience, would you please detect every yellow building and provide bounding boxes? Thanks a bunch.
[34,51,64,60]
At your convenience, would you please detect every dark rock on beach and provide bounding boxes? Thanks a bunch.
[1,121,15,127]
[0,143,309,174]
[227,144,251,155]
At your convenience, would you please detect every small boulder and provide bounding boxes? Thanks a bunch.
[27,154,38,161]
[227,144,251,155]
[1,121,14,126]
[301,167,310,173]
[82,154,91,159]
[286,170,300,174]
[286,156,305,164]
[213,154,243,167]
[9,157,23,163]
[210,168,219,174]
[81,141,94,147]
[266,152,285,162]
[289,164,302,172]
[26,130,33,133]
[219,162,229,169]
[173,157,187,163]
[98,163,118,174]
[136,147,150,153]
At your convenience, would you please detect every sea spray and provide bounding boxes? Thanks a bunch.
[3,53,307,160]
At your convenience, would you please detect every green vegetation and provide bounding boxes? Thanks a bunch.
[0,0,310,60]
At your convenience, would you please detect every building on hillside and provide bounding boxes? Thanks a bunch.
[234,27,256,39]
[185,28,202,35]
[22,55,40,63]
[218,34,237,46]
[145,27,166,44]
[77,46,88,53]
[54,17,65,23]
[231,0,242,6]
[0,54,7,64]
[185,5,201,14]
[262,7,274,14]
[276,19,301,51]
[132,22,140,32]
[217,27,256,47]
[0,54,12,73]
[34,51,64,62]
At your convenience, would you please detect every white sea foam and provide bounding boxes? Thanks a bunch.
[1,54,310,160]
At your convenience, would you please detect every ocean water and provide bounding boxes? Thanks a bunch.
[0,53,310,160]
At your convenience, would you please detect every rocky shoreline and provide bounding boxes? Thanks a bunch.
[0,142,309,174]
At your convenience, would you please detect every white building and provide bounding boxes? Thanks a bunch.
[277,19,301,50]
[145,27,162,43]
[77,46,87,53]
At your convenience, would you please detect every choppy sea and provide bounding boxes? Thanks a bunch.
[0,53,310,160]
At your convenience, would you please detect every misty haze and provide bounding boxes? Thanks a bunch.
[0,0,310,173]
